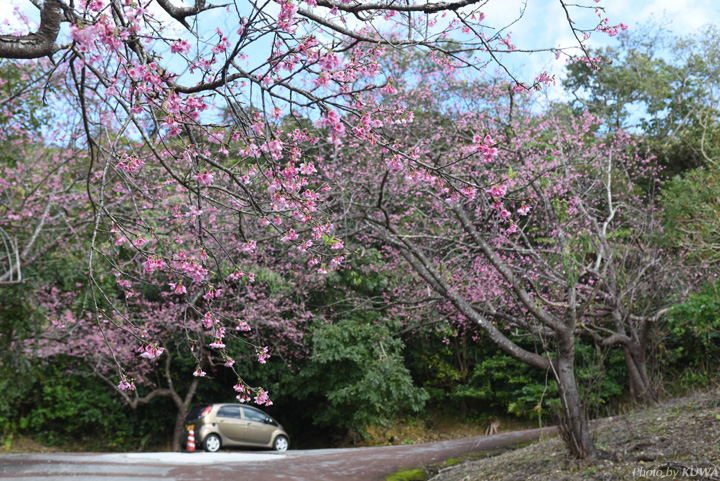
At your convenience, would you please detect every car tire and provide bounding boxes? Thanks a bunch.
[203,434,222,452]
[273,435,289,452]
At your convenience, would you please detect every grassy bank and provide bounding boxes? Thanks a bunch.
[425,389,720,481]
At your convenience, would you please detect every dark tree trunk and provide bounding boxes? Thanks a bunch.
[622,345,657,405]
[169,375,200,452]
[108,353,202,452]
[555,333,595,459]
[172,402,189,452]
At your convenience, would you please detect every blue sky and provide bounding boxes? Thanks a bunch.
[3,0,717,67]
[473,0,720,96]
[2,0,718,105]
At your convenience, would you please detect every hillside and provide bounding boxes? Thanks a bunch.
[428,388,720,481]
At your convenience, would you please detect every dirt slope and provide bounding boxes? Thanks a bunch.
[430,389,720,481]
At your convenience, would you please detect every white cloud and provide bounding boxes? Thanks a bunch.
[599,0,720,35]
[476,0,720,96]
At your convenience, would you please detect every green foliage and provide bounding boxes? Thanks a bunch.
[290,315,428,434]
[573,343,626,418]
[403,326,628,423]
[663,166,720,262]
[0,61,55,141]
[460,353,558,419]
[0,358,179,450]
[563,24,720,176]
[664,281,720,376]
[385,468,427,481]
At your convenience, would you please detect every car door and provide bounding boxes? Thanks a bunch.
[215,405,245,443]
[240,407,274,446]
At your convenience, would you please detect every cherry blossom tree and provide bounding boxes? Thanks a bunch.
[1,0,628,452]
[318,72,693,458]
[0,59,90,288]
[27,245,320,451]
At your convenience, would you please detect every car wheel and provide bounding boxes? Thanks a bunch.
[273,435,289,452]
[203,434,221,452]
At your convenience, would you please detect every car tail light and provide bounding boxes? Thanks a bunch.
[200,406,212,417]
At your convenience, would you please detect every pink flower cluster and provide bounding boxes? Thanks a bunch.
[207,132,224,144]
[254,389,273,406]
[70,17,123,53]
[473,134,498,162]
[117,378,136,391]
[277,0,298,33]
[597,18,628,37]
[202,312,214,329]
[260,139,283,160]
[234,382,252,403]
[299,162,316,175]
[170,39,192,55]
[179,260,208,282]
[241,240,256,253]
[487,184,507,199]
[311,223,334,241]
[316,111,345,137]
[116,156,144,173]
[228,270,245,281]
[318,52,342,71]
[143,257,167,275]
[194,171,215,186]
[381,77,397,95]
[257,346,270,364]
[281,229,299,243]
[139,344,164,359]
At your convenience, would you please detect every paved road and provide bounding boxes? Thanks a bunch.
[0,427,556,481]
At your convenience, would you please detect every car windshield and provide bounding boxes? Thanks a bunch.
[243,407,278,426]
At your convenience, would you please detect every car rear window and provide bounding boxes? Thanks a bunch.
[186,405,210,421]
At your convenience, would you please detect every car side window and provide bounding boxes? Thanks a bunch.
[217,406,241,419]
[242,407,275,425]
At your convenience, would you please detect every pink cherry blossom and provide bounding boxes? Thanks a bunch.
[487,185,507,198]
[139,344,164,359]
[257,346,270,364]
[194,171,215,186]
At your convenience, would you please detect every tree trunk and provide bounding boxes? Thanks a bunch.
[172,403,189,452]
[554,334,595,459]
[170,375,200,452]
[622,345,657,405]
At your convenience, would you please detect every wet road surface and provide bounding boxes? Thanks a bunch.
[0,426,556,481]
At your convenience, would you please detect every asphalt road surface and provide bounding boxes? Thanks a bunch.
[0,427,556,481]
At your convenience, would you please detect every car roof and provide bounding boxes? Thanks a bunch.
[212,403,267,413]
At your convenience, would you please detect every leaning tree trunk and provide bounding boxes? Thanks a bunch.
[554,333,595,459]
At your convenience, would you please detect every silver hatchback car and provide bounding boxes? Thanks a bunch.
[184,404,290,452]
